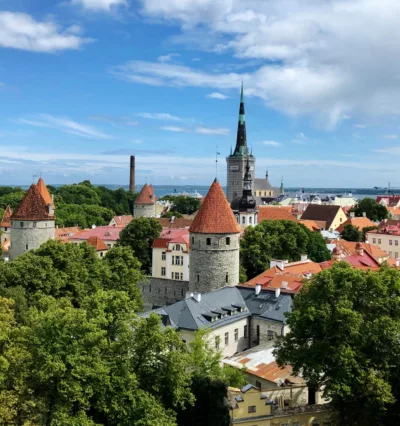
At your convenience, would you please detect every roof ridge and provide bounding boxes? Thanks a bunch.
[11,184,55,221]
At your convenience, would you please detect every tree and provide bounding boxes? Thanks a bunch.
[57,183,101,205]
[241,220,331,279]
[160,195,201,215]
[162,211,184,219]
[341,223,363,242]
[55,204,114,228]
[362,225,379,242]
[275,263,400,425]
[118,218,162,274]
[351,198,388,221]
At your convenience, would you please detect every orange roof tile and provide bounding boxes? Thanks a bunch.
[152,228,190,249]
[298,219,321,231]
[336,216,375,233]
[11,184,55,221]
[335,240,388,261]
[0,205,12,227]
[86,236,109,251]
[258,206,296,223]
[36,178,54,208]
[388,206,400,217]
[135,184,156,205]
[156,217,193,229]
[55,226,80,240]
[111,215,133,227]
[1,239,10,253]
[189,179,241,234]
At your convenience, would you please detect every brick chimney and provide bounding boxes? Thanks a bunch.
[356,242,364,256]
[129,156,135,192]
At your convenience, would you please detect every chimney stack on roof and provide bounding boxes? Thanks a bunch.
[281,281,288,289]
[356,242,364,256]
[270,260,285,270]
[275,288,281,298]
[255,284,262,296]
[332,246,341,261]
[300,254,308,262]
[350,212,355,218]
[362,212,367,218]
[192,292,202,302]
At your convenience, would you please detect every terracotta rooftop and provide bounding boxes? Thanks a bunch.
[298,219,321,231]
[156,217,193,229]
[258,206,296,223]
[388,207,400,217]
[86,236,109,251]
[36,177,54,208]
[70,226,122,242]
[0,205,12,228]
[376,195,400,206]
[55,226,80,241]
[301,204,344,230]
[336,216,375,233]
[11,184,55,221]
[135,183,156,205]
[189,179,241,234]
[111,215,133,227]
[152,228,190,250]
[334,240,388,262]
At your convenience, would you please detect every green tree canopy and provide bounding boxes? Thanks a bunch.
[275,263,400,425]
[341,223,363,242]
[55,203,115,228]
[160,195,201,215]
[162,211,184,219]
[118,218,162,274]
[351,198,388,221]
[241,220,331,279]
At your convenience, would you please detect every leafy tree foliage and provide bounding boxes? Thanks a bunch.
[0,189,25,210]
[118,218,162,274]
[341,223,363,242]
[362,225,379,241]
[351,198,388,221]
[55,203,115,228]
[241,220,331,279]
[275,263,400,426]
[160,195,201,215]
[162,210,184,219]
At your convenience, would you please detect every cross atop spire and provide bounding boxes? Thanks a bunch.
[232,82,249,156]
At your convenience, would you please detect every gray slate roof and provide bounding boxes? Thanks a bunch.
[254,178,274,191]
[142,286,292,331]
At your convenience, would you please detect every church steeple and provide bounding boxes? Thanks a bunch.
[233,82,248,156]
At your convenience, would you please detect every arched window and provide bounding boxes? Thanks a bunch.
[249,216,253,224]
[242,216,246,224]
[175,244,181,251]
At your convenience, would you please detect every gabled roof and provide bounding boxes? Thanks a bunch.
[254,178,274,191]
[336,216,375,233]
[86,236,109,251]
[301,204,344,229]
[258,206,296,222]
[334,240,388,261]
[298,219,321,232]
[111,215,133,227]
[189,179,241,234]
[36,178,54,208]
[0,205,12,227]
[135,184,156,205]
[11,184,55,221]
[55,226,80,241]
[152,228,190,249]
[156,217,193,229]
[70,226,122,241]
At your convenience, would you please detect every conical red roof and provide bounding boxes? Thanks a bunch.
[0,205,12,227]
[189,179,241,234]
[36,177,54,208]
[11,184,55,221]
[135,183,156,205]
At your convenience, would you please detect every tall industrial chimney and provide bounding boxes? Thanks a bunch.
[129,156,135,192]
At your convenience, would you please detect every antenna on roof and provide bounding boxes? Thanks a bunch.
[215,146,220,179]
[32,174,37,184]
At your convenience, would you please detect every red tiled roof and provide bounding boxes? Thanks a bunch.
[258,206,297,222]
[0,205,12,227]
[135,184,156,205]
[298,219,321,231]
[70,226,122,242]
[11,184,55,221]
[152,228,190,249]
[86,236,109,251]
[111,215,133,227]
[36,178,54,208]
[336,216,375,233]
[335,240,388,261]
[55,226,80,240]
[377,195,400,206]
[156,217,193,229]
[189,179,241,234]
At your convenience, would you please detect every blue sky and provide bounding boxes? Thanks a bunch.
[0,0,400,188]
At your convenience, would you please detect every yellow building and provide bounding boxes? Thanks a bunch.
[229,384,333,426]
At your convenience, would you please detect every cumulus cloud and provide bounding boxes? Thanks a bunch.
[71,0,127,11]
[0,12,91,52]
[206,92,229,100]
[136,112,183,121]
[136,0,400,127]
[195,127,229,135]
[89,114,139,126]
[158,53,181,62]
[262,140,282,147]
[161,126,188,132]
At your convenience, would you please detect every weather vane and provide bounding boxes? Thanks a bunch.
[215,146,221,179]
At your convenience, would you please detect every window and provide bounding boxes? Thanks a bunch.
[293,423,300,426]
[244,325,248,338]
[234,328,238,342]
[25,244,28,250]
[225,332,229,346]
[175,256,183,266]
[180,273,183,280]
[215,336,220,350]
[225,272,229,283]
[197,274,200,283]
[33,222,37,228]
[378,239,382,244]
[389,251,392,257]
[248,406,256,413]
[242,216,246,224]
[4,227,7,232]
[206,238,211,246]
[20,222,23,228]
[396,252,399,258]
[175,244,181,251]
[171,272,174,279]
[396,240,399,246]
[161,267,166,276]
[267,330,275,341]
[174,272,180,280]
[100,252,104,258]
[390,240,393,246]
[373,238,376,244]
[255,380,262,389]
[249,216,252,224]
[226,237,230,246]
[172,256,175,265]
[162,252,166,260]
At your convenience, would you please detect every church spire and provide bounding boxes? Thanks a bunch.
[233,82,248,156]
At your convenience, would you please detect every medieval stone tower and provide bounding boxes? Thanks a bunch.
[0,205,12,246]
[9,179,55,260]
[226,83,255,203]
[134,184,156,218]
[189,179,241,293]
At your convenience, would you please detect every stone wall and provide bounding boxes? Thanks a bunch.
[249,317,286,348]
[141,276,189,310]
[1,226,10,245]
[9,219,55,260]
[226,155,255,203]
[189,232,240,293]
[134,203,156,219]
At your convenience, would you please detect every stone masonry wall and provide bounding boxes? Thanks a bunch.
[189,233,240,293]
[141,276,189,310]
[9,219,55,260]
[134,203,156,219]
[226,156,255,203]
[249,317,285,348]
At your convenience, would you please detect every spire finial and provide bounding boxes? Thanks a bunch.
[240,80,244,103]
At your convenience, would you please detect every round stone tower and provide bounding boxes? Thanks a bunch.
[134,184,156,218]
[9,180,55,260]
[189,179,241,293]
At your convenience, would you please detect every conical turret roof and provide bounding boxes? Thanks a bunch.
[190,179,241,234]
[11,184,55,221]
[36,177,54,208]
[135,183,156,205]
[0,205,12,227]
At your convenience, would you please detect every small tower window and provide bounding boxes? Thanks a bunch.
[226,273,229,283]
[33,222,37,228]
[20,222,23,228]
[242,216,246,224]
[25,244,28,250]
[226,237,230,246]
[197,274,200,283]
[191,237,194,245]
[249,216,253,224]
[206,238,211,246]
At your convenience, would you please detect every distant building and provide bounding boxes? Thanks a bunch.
[336,213,375,234]
[55,226,80,242]
[69,226,122,249]
[258,206,297,223]
[156,217,193,230]
[366,224,400,260]
[109,215,133,227]
[134,184,156,218]
[86,236,109,258]
[1,205,12,245]
[301,204,347,231]
[377,195,400,208]
[254,170,279,199]
[331,240,389,264]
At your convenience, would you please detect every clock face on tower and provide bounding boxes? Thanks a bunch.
[244,183,251,191]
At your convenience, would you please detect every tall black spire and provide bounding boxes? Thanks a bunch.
[238,156,256,210]
[233,82,248,156]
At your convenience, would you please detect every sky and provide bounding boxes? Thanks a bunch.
[1,0,400,188]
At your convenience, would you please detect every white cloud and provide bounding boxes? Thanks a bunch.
[195,127,229,135]
[136,112,183,121]
[384,134,398,139]
[16,114,112,139]
[137,0,400,127]
[296,132,307,141]
[0,12,91,52]
[374,146,400,154]
[262,140,282,147]
[158,53,181,62]
[71,0,127,11]
[161,126,188,132]
[89,115,139,126]
[206,92,229,100]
